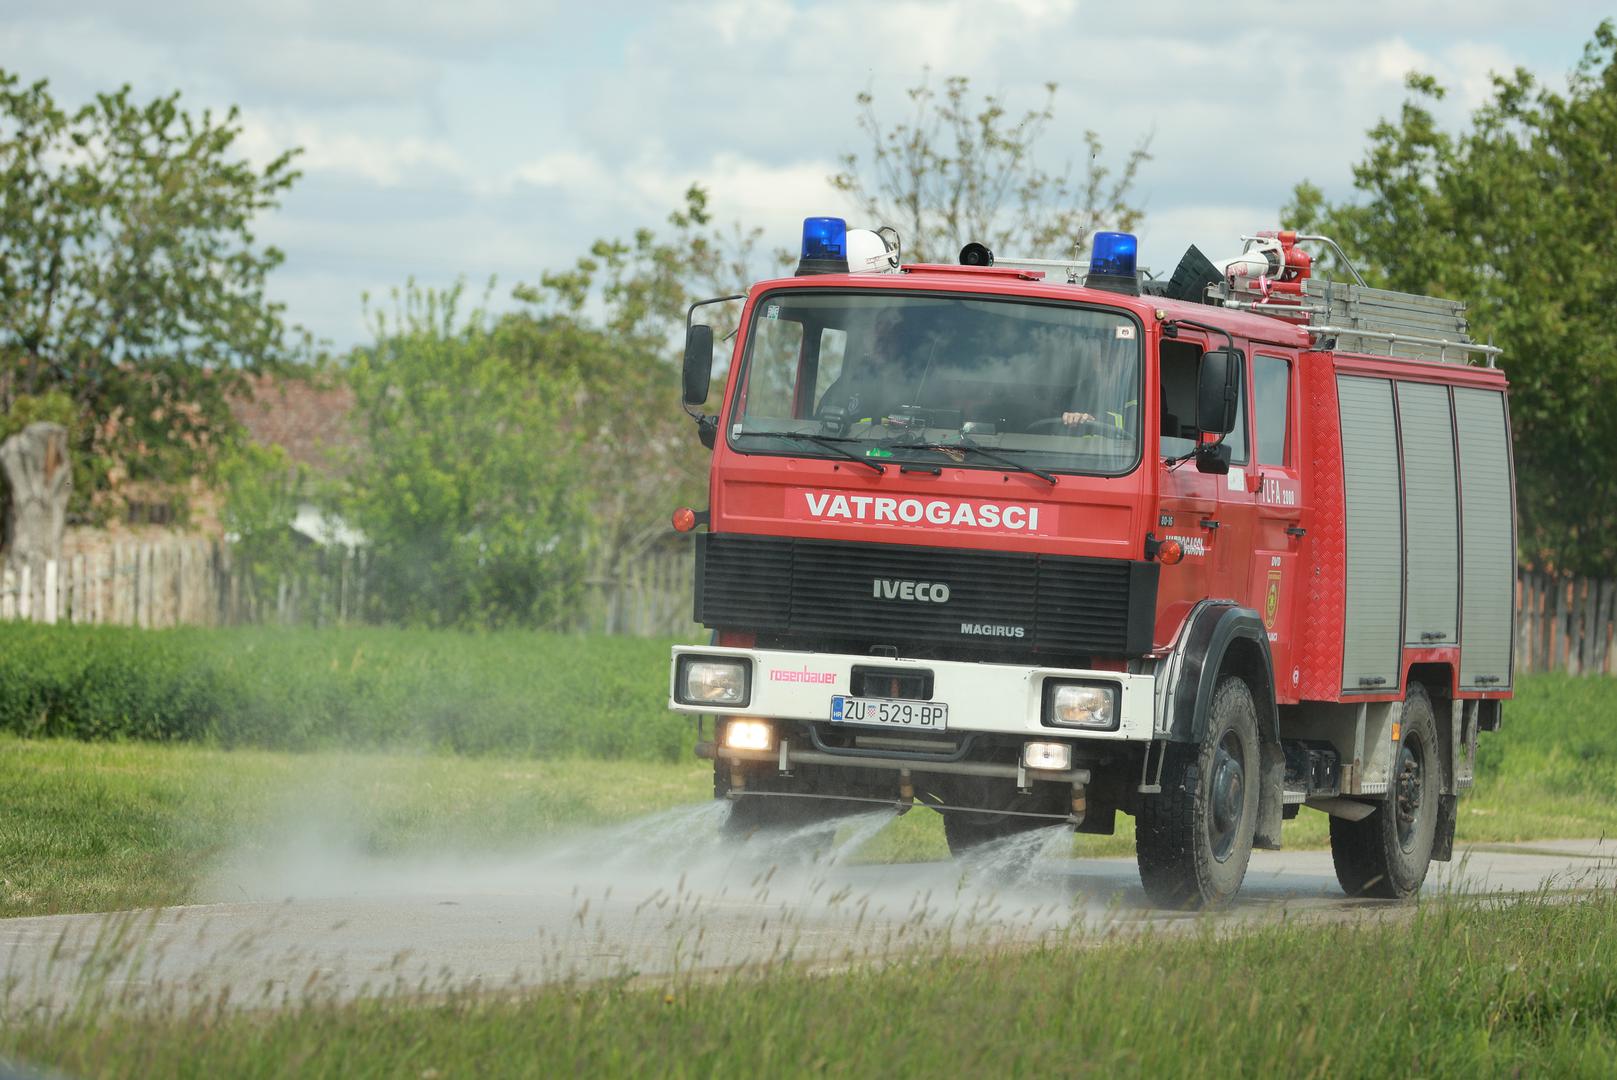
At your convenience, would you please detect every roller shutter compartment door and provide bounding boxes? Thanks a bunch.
[1454,387,1515,689]
[1337,376,1404,691]
[1397,382,1459,647]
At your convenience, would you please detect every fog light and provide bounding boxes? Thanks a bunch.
[724,719,772,752]
[1023,741,1072,771]
[681,658,749,706]
[1047,682,1118,730]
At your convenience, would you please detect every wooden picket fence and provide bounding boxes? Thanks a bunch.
[5,539,1598,663]
[0,539,367,629]
[1516,571,1617,676]
[1,539,231,627]
[578,544,697,637]
[0,536,697,636]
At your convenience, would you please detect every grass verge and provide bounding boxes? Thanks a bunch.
[0,737,709,919]
[0,624,695,760]
[4,892,1615,1077]
[8,660,1617,917]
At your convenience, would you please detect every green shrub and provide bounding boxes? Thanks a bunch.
[0,624,696,761]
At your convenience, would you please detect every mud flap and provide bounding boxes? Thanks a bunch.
[1432,793,1458,862]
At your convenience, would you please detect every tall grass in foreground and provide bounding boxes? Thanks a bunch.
[3,891,1615,1077]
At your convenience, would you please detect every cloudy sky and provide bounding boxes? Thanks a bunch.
[2,1,1609,349]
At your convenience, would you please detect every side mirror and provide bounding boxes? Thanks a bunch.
[1196,347,1243,435]
[683,324,715,406]
[1194,440,1232,475]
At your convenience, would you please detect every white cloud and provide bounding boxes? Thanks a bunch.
[512,150,616,193]
[236,115,466,186]
[3,0,1607,348]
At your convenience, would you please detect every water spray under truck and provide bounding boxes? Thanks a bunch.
[666,218,1515,908]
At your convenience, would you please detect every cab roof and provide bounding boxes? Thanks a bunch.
[750,264,1313,350]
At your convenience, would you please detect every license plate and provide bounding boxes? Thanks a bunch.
[830,695,949,731]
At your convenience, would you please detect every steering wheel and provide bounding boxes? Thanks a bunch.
[1026,416,1130,440]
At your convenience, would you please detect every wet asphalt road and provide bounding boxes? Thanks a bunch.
[3,806,1613,1011]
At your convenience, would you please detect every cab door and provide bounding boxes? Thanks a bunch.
[1211,339,1259,628]
[1154,333,1228,647]
[1247,351,1304,702]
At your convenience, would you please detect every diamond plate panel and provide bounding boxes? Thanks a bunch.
[1298,355,1348,700]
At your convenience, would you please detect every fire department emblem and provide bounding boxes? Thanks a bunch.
[1264,570,1282,630]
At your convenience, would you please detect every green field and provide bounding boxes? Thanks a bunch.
[0,624,694,759]
[4,891,1615,1077]
[3,662,1616,917]
[3,630,1617,1075]
[0,737,711,918]
[2,624,1616,916]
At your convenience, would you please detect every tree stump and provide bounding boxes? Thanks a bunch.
[0,421,71,564]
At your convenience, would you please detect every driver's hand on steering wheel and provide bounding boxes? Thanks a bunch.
[1061,411,1095,426]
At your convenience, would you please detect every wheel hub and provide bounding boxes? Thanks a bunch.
[1395,737,1424,852]
[1209,732,1246,862]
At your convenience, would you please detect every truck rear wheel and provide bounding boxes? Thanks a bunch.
[1329,683,1441,899]
[1135,676,1260,910]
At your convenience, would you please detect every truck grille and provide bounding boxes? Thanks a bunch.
[695,534,1158,657]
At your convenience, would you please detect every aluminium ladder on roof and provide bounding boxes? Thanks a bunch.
[1216,278,1503,366]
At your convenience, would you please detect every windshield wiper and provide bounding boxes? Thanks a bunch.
[734,430,886,474]
[887,437,1058,486]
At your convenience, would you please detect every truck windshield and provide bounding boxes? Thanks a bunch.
[729,291,1141,477]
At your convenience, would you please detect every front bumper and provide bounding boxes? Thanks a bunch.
[668,645,1155,742]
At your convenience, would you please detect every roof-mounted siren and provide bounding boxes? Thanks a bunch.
[1084,231,1140,295]
[959,242,993,266]
[797,217,901,275]
[797,216,849,275]
[1214,230,1313,303]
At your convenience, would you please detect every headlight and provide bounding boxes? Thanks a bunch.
[1045,681,1119,731]
[678,657,751,706]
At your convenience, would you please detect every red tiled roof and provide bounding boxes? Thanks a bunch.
[230,372,360,473]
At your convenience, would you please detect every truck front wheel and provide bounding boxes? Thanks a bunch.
[1329,683,1441,899]
[1135,676,1261,910]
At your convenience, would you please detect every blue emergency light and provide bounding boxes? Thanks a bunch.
[1090,232,1137,276]
[1085,231,1140,294]
[796,216,850,275]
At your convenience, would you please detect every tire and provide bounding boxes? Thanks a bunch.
[1329,683,1441,899]
[941,811,1046,857]
[1136,676,1261,910]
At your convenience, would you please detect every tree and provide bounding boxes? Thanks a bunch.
[1284,21,1617,575]
[832,74,1152,263]
[342,284,590,629]
[519,187,783,587]
[0,69,302,519]
[528,184,786,346]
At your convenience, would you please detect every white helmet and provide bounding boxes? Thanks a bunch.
[845,227,900,274]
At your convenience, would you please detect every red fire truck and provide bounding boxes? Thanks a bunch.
[668,219,1514,908]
